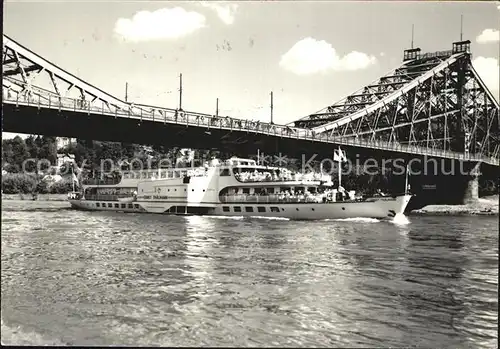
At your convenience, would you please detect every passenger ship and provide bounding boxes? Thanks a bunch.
[67,156,412,220]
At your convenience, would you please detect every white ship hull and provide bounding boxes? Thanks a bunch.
[69,155,413,221]
[68,195,411,220]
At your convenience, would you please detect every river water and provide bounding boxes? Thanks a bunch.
[1,200,498,347]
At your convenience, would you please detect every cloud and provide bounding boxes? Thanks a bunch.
[200,2,238,25]
[472,56,499,93]
[476,29,500,44]
[279,37,376,75]
[114,7,206,42]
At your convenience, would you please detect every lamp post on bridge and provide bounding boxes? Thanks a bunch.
[216,97,219,116]
[270,91,274,124]
[179,73,183,111]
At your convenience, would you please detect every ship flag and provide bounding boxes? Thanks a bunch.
[333,148,347,163]
[72,171,79,186]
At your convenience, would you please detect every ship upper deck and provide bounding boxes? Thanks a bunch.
[81,157,332,186]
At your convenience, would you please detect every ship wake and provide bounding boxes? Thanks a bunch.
[325,217,380,223]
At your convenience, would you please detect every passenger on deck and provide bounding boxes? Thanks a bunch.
[338,186,347,200]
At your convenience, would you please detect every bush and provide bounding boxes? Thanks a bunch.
[49,179,74,194]
[2,173,37,194]
[35,180,49,194]
[3,164,21,173]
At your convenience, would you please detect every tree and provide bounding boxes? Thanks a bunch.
[10,136,29,172]
[25,135,40,158]
[121,142,137,159]
[38,136,57,167]
[2,140,14,168]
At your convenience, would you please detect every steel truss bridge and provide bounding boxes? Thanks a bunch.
[2,35,499,166]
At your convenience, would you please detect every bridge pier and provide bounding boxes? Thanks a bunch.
[462,162,480,204]
[405,159,489,210]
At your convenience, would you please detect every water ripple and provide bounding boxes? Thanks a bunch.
[1,200,498,347]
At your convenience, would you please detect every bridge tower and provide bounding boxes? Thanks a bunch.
[292,39,499,203]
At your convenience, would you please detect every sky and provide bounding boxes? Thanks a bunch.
[2,0,500,139]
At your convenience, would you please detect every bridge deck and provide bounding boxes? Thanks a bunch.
[3,93,498,166]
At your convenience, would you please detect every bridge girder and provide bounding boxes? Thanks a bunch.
[293,42,500,160]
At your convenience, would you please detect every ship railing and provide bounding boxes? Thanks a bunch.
[84,194,135,201]
[234,174,325,183]
[5,90,499,166]
[82,178,121,185]
[220,194,323,204]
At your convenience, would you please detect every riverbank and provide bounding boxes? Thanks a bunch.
[409,195,499,216]
[1,194,68,201]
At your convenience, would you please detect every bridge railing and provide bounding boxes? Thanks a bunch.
[3,90,499,166]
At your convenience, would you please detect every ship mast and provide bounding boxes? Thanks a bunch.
[336,146,343,188]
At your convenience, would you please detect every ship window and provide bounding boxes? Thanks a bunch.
[134,204,139,209]
[270,207,280,212]
[234,206,242,212]
[245,207,253,212]
[220,169,231,176]
[101,203,106,207]
[192,189,194,191]
[128,204,133,209]
[114,203,119,208]
[222,206,230,212]
[242,188,250,194]
[107,203,112,208]
[96,203,100,207]
[257,206,266,212]
[121,204,126,209]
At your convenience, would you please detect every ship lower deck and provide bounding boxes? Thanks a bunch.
[69,195,411,220]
